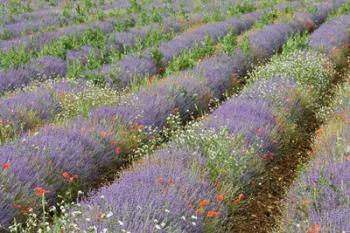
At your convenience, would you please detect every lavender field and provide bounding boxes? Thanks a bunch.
[0,0,350,232]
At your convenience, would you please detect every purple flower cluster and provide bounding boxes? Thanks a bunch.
[99,53,158,88]
[0,8,61,25]
[247,0,345,62]
[159,12,261,64]
[0,79,88,137]
[69,147,225,233]
[0,21,115,52]
[108,18,182,52]
[0,56,67,93]
[309,13,350,55]
[0,14,69,40]
[66,46,102,65]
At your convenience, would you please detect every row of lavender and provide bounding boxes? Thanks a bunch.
[275,74,350,233]
[0,9,262,142]
[274,14,350,233]
[0,2,342,229]
[49,34,343,233]
[50,11,350,233]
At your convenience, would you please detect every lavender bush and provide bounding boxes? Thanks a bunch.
[309,13,350,62]
[0,20,115,52]
[0,56,67,93]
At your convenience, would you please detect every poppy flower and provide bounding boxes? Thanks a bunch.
[69,174,79,181]
[215,194,225,202]
[263,152,274,160]
[2,162,10,170]
[199,199,209,207]
[115,147,122,155]
[167,178,175,185]
[99,131,108,138]
[307,224,321,233]
[255,127,261,134]
[233,193,245,205]
[34,187,50,197]
[158,67,166,74]
[207,210,220,218]
[62,171,70,180]
[156,177,165,184]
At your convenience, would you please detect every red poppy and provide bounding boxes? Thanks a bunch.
[79,127,86,133]
[199,199,209,207]
[263,152,274,160]
[215,194,225,202]
[156,177,165,184]
[158,67,166,74]
[167,178,175,185]
[187,203,194,208]
[62,171,70,180]
[255,127,261,134]
[233,193,245,205]
[99,131,108,138]
[307,224,321,233]
[34,187,50,197]
[2,162,10,170]
[207,210,220,218]
[115,147,122,155]
[69,174,79,181]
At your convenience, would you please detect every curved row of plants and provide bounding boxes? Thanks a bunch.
[0,1,343,230]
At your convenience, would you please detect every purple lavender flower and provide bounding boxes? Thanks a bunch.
[99,53,158,88]
[68,147,226,233]
[203,96,278,154]
[0,56,67,93]
[159,12,260,65]
[0,21,114,52]
[108,18,181,52]
[248,23,296,61]
[309,14,350,55]
[194,51,248,99]
[66,46,101,65]
[91,73,211,128]
[1,15,68,39]
[0,89,61,132]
